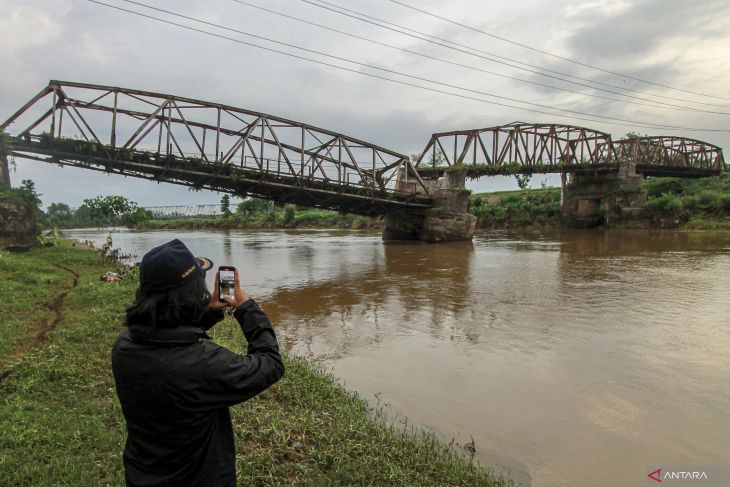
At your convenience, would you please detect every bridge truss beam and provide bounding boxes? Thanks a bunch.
[415,122,726,177]
[1,80,433,216]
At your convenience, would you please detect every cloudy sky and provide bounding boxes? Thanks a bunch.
[2,0,729,209]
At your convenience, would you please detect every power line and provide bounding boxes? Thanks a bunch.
[85,0,729,133]
[388,0,730,102]
[302,0,730,109]
[231,0,729,116]
[117,0,725,130]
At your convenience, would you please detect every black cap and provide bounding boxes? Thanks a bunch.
[139,239,213,293]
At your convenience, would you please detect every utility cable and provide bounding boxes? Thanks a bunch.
[302,0,730,109]
[388,0,730,102]
[85,0,729,132]
[231,0,729,116]
[117,0,728,129]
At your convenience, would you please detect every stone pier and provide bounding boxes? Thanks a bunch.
[382,169,476,243]
[561,163,647,228]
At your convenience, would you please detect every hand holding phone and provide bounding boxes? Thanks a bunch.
[218,266,236,303]
[210,266,251,310]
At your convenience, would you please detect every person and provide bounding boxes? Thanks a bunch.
[112,239,284,487]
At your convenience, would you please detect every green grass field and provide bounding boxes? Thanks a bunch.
[0,243,514,486]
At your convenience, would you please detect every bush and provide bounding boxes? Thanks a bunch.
[647,194,683,216]
[695,190,721,212]
[721,194,730,214]
[283,205,295,224]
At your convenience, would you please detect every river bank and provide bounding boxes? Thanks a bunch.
[137,176,730,232]
[471,175,730,229]
[144,209,384,231]
[0,242,514,486]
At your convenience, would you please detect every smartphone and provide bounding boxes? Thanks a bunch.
[218,266,236,302]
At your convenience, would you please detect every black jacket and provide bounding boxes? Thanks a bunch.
[112,299,284,487]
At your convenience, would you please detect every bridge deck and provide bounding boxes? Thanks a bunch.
[7,138,433,216]
[416,163,723,179]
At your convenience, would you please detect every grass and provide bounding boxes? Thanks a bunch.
[468,176,730,229]
[469,188,561,228]
[145,208,380,231]
[643,176,730,227]
[0,242,514,486]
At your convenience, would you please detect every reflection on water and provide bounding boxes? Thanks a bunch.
[64,227,730,487]
[264,241,476,359]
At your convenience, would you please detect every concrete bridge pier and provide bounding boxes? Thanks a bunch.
[561,163,647,228]
[383,169,476,243]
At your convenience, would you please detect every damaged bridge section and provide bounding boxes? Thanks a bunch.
[0,80,434,217]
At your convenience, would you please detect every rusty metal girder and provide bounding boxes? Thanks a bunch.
[0,80,432,215]
[612,136,725,171]
[415,122,726,176]
[416,122,616,168]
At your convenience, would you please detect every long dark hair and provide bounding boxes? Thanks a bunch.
[126,274,212,328]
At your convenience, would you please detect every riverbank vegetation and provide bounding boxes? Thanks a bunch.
[470,187,561,228]
[0,243,513,486]
[470,175,730,229]
[643,176,730,229]
[146,200,380,230]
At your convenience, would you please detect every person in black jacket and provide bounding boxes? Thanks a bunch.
[112,239,284,487]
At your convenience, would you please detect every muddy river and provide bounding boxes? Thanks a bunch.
[65,227,730,487]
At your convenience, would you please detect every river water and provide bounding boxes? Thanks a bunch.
[64,227,730,487]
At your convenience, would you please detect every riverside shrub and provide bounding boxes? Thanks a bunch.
[647,194,683,215]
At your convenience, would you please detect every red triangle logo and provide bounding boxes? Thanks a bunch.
[648,468,662,483]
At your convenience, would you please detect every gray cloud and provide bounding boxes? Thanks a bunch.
[565,0,730,61]
[2,0,729,206]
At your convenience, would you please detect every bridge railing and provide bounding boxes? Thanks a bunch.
[142,204,222,220]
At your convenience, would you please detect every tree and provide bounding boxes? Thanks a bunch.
[220,194,231,217]
[83,195,136,219]
[20,179,42,208]
[410,148,445,168]
[122,207,151,227]
[81,195,144,226]
[515,174,532,192]
[236,198,271,216]
[0,131,11,189]
[283,205,295,224]
[46,202,74,228]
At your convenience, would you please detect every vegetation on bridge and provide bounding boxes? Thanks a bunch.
[0,242,514,486]
[420,161,609,179]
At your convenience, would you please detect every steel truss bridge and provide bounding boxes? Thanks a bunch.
[143,204,222,220]
[1,81,726,215]
[415,123,726,178]
[0,81,433,216]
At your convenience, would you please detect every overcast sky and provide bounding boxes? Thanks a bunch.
[2,0,729,209]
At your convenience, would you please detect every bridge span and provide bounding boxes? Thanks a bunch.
[415,122,726,178]
[1,80,727,240]
[0,80,433,217]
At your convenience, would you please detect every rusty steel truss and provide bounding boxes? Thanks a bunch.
[611,136,726,175]
[0,80,432,215]
[416,122,726,177]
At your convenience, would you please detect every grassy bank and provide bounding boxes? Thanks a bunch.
[643,176,730,229]
[0,243,514,486]
[145,207,381,231]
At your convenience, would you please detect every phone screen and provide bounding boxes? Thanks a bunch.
[219,269,235,301]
